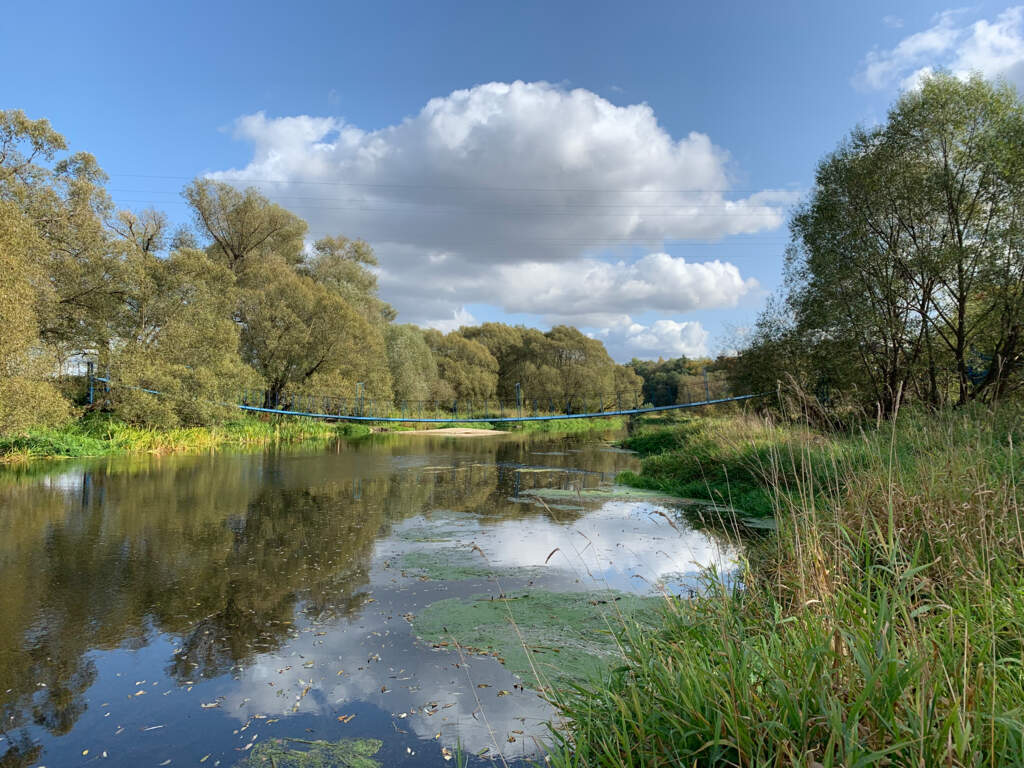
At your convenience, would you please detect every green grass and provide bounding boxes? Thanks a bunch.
[546,405,1024,766]
[376,420,498,432]
[502,415,627,434]
[617,413,876,517]
[0,413,371,461]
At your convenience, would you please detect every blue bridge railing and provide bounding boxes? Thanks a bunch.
[88,372,766,423]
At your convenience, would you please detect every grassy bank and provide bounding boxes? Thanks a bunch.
[0,414,372,462]
[617,413,878,517]
[0,412,627,462]
[548,405,1024,766]
[502,415,627,434]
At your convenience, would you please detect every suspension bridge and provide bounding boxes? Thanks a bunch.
[88,369,766,424]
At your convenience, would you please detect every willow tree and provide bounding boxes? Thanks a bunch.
[424,330,499,402]
[183,179,307,273]
[183,181,393,406]
[239,257,391,407]
[1,110,123,370]
[107,241,255,427]
[386,324,438,403]
[0,201,69,432]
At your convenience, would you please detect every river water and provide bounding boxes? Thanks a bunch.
[0,429,735,767]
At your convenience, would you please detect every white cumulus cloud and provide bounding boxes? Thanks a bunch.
[594,316,710,361]
[209,81,785,329]
[856,7,1024,91]
[376,252,756,328]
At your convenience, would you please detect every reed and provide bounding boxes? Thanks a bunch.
[548,404,1024,766]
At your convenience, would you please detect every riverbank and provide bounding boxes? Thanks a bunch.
[0,414,373,462]
[0,413,627,461]
[548,405,1024,766]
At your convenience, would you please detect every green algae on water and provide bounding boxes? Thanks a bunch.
[518,485,687,504]
[413,589,663,689]
[399,550,546,582]
[238,737,382,768]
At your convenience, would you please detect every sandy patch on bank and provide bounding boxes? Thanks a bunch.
[397,427,505,436]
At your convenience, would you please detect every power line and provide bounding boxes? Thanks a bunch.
[107,187,792,211]
[110,197,786,219]
[106,172,799,196]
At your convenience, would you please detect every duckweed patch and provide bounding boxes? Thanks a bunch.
[238,737,382,768]
[517,485,687,505]
[399,550,546,582]
[413,589,663,689]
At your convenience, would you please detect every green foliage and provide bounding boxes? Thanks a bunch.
[0,414,369,461]
[736,74,1024,413]
[238,256,393,406]
[0,107,657,441]
[385,324,438,403]
[618,415,831,516]
[0,201,69,433]
[424,329,499,401]
[182,178,307,271]
[462,322,643,408]
[553,407,1024,767]
[504,416,627,434]
[110,248,255,427]
[301,235,395,323]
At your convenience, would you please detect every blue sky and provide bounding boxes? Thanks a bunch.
[6,1,1024,360]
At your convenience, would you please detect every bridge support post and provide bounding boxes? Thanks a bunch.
[703,368,710,402]
[87,361,94,405]
[515,383,522,419]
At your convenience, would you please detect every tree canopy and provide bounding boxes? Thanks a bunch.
[0,109,646,430]
[733,73,1024,415]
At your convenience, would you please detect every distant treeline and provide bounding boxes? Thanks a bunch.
[0,109,648,431]
[731,74,1024,416]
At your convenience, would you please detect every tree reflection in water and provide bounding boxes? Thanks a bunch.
[0,432,634,762]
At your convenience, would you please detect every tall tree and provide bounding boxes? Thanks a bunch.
[0,200,69,432]
[386,325,438,404]
[424,330,499,403]
[183,179,306,274]
[107,242,254,427]
[238,257,390,407]
[739,74,1024,412]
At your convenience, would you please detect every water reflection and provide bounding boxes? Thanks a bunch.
[0,432,727,766]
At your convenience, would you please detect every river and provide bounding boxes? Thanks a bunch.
[0,428,735,767]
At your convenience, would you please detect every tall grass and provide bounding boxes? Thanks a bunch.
[548,405,1024,766]
[0,413,371,461]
